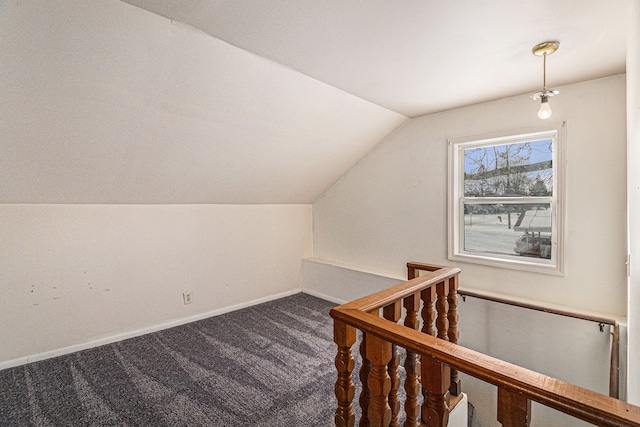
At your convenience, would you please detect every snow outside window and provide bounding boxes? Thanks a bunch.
[448,126,564,275]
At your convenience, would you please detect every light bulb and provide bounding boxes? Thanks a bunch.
[538,98,552,120]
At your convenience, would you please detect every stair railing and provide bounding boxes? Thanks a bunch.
[408,261,620,399]
[331,263,640,427]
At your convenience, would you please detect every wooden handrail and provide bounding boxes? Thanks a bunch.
[408,261,621,398]
[331,264,640,427]
[409,261,616,324]
[333,307,640,426]
[337,267,460,313]
[456,289,617,325]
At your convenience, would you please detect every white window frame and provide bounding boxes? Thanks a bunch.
[447,125,565,275]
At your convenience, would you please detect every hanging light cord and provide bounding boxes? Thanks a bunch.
[542,53,547,90]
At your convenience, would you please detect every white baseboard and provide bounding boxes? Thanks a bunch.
[300,258,401,304]
[0,289,302,371]
[302,288,347,305]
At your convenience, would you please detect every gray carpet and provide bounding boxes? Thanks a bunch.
[0,293,344,426]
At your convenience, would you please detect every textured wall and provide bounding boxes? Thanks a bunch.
[0,204,312,366]
[0,0,405,204]
[314,75,627,317]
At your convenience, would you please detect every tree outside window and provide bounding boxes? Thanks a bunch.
[448,128,564,274]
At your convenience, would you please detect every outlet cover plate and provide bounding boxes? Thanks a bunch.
[183,291,193,305]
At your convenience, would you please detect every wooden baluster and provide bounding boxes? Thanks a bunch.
[359,309,377,426]
[420,288,436,422]
[383,301,402,427]
[420,356,450,427]
[421,286,436,336]
[403,293,421,427]
[435,281,449,341]
[497,387,531,427]
[334,320,357,427]
[446,275,461,397]
[359,332,371,427]
[366,333,392,427]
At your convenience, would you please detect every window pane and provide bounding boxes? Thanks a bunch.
[464,139,552,197]
[463,202,552,259]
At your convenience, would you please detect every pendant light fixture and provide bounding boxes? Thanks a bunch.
[531,41,559,120]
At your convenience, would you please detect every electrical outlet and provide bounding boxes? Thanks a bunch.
[183,291,193,305]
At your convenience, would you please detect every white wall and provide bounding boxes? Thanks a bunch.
[301,257,402,304]
[0,204,312,367]
[627,0,640,405]
[314,75,627,317]
[310,76,628,424]
[458,296,619,427]
[0,0,405,205]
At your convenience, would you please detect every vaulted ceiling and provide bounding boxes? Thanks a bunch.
[121,0,629,118]
[0,0,629,204]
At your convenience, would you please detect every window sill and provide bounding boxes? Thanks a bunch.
[448,252,563,276]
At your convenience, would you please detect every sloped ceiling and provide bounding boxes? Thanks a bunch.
[121,0,628,117]
[0,0,628,204]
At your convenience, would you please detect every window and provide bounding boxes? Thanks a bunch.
[448,127,564,274]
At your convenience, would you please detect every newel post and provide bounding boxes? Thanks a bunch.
[421,356,450,427]
[334,320,356,427]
